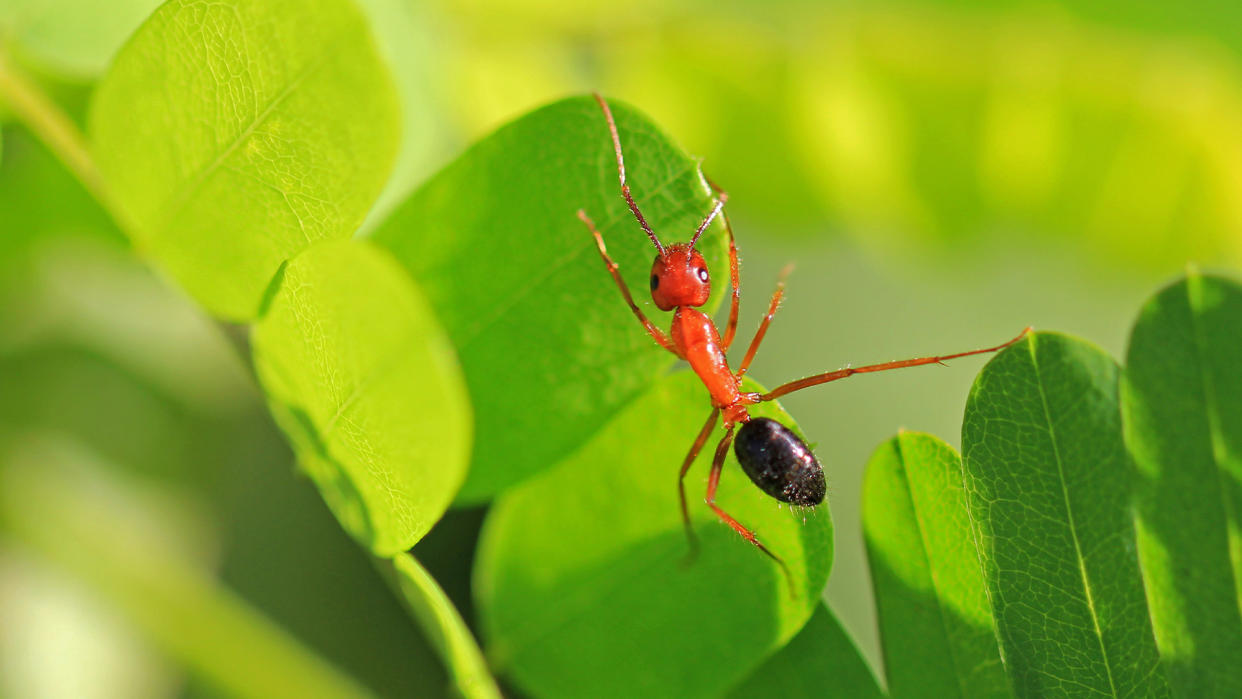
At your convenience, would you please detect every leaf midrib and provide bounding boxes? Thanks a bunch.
[1028,335,1120,698]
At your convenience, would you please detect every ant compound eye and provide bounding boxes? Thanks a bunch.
[650,274,660,290]
[697,267,709,283]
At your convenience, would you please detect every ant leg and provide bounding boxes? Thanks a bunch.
[592,93,665,256]
[704,424,796,597]
[760,326,1033,401]
[578,210,678,355]
[678,407,721,563]
[736,264,793,379]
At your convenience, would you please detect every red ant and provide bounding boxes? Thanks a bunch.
[576,94,1029,590]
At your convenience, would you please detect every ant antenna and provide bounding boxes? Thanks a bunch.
[688,193,728,250]
[593,93,666,258]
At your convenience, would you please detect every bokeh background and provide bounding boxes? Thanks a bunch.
[2,0,1239,695]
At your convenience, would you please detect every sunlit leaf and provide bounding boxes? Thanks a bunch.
[863,431,1010,698]
[961,332,1168,698]
[1121,272,1242,696]
[89,0,400,320]
[251,239,470,555]
[727,603,883,699]
[475,371,831,699]
[373,95,728,501]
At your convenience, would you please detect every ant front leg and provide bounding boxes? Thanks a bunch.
[678,407,720,563]
[704,424,796,597]
[760,326,1033,401]
[736,265,793,379]
[578,210,678,355]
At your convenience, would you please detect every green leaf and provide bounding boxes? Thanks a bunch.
[727,603,883,699]
[88,0,400,320]
[862,431,1010,698]
[372,95,728,501]
[251,239,470,555]
[0,0,160,78]
[389,553,501,699]
[1121,272,1242,695]
[0,437,373,699]
[961,332,1168,698]
[474,371,831,699]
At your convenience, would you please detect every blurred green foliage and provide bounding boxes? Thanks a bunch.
[4,0,1242,696]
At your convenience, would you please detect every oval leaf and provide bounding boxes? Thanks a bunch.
[961,332,1168,698]
[863,432,1010,698]
[89,0,400,320]
[1121,272,1242,696]
[251,239,470,555]
[372,95,728,501]
[474,371,831,699]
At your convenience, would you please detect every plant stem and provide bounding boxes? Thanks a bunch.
[0,49,136,235]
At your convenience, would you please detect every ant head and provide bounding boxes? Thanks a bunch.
[650,243,710,311]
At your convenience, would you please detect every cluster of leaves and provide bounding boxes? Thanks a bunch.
[4,0,1242,697]
[5,0,828,695]
[860,272,1242,698]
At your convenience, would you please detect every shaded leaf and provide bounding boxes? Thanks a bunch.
[251,239,470,555]
[475,371,831,699]
[89,0,400,320]
[727,602,883,699]
[372,95,728,501]
[863,431,1010,698]
[961,332,1167,698]
[1121,272,1242,696]
[390,553,501,699]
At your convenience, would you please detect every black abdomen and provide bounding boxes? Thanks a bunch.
[734,418,825,506]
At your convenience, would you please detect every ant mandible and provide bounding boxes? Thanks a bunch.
[576,93,1029,589]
